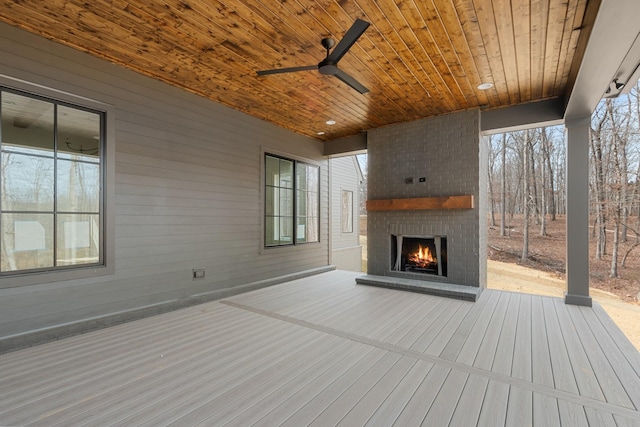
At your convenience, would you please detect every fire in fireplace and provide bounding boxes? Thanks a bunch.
[391,235,447,277]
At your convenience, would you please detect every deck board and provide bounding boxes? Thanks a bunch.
[472,291,510,370]
[1,270,640,426]
[476,380,510,427]
[505,386,533,426]
[558,399,589,426]
[533,392,561,427]
[512,293,533,382]
[543,297,580,394]
[306,352,402,426]
[438,290,499,361]
[390,365,451,425]
[363,359,434,426]
[553,298,606,402]
[491,292,520,375]
[448,374,489,426]
[335,355,417,426]
[277,349,389,427]
[531,295,555,387]
[566,304,635,408]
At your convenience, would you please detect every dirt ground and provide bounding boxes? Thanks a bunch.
[488,214,640,303]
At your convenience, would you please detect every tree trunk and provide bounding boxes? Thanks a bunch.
[500,133,507,236]
[528,134,540,225]
[610,219,619,278]
[542,128,557,220]
[590,109,608,260]
[522,130,530,260]
[540,146,547,237]
[606,99,623,278]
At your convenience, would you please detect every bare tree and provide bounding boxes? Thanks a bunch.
[500,133,507,236]
[522,129,530,260]
[541,127,557,221]
[591,104,609,260]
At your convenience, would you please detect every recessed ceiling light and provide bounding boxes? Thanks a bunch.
[477,82,493,90]
[317,131,325,135]
[325,120,336,125]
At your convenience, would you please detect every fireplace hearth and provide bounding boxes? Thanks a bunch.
[391,235,447,277]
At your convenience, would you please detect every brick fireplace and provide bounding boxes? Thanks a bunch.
[357,110,487,301]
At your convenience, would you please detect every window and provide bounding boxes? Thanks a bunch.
[265,153,319,247]
[1,87,104,275]
[341,190,353,233]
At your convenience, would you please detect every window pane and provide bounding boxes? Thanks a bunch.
[280,188,293,217]
[57,160,100,212]
[296,190,307,216]
[307,191,318,215]
[279,216,293,243]
[265,216,294,246]
[265,186,278,216]
[56,214,100,266]
[265,217,276,246]
[1,91,54,155]
[296,217,307,243]
[307,165,319,190]
[1,152,54,211]
[306,216,319,242]
[1,213,54,271]
[296,165,307,190]
[265,155,280,186]
[57,105,101,162]
[279,159,293,188]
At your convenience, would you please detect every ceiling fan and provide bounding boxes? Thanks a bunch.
[257,19,371,94]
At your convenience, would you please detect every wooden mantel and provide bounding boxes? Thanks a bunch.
[366,195,474,211]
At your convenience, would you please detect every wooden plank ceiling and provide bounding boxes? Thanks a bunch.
[0,0,592,141]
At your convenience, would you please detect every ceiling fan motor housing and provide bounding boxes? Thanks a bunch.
[318,60,339,75]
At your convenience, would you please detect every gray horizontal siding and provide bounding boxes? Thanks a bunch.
[0,22,329,340]
[330,157,360,250]
[329,156,361,271]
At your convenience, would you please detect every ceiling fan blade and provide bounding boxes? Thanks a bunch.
[327,18,370,63]
[333,69,369,94]
[257,65,317,76]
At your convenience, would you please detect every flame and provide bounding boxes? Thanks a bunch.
[408,244,437,267]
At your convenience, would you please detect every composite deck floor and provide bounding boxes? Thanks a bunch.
[1,270,640,426]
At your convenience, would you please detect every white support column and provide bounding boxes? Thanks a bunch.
[564,116,592,306]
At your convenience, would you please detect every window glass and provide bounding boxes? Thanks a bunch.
[279,159,293,188]
[265,154,295,247]
[1,152,54,211]
[1,91,54,155]
[265,155,280,187]
[57,105,101,162]
[57,160,100,212]
[56,214,100,266]
[296,163,319,244]
[1,213,54,271]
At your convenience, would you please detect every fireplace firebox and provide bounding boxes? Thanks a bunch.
[391,235,447,277]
